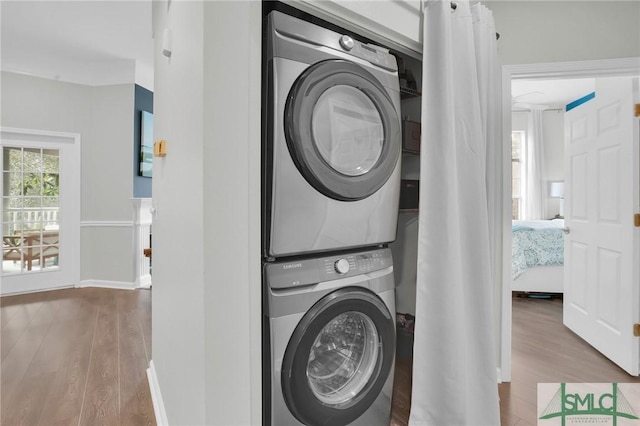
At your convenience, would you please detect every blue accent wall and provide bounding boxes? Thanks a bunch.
[134,84,153,198]
[566,92,595,112]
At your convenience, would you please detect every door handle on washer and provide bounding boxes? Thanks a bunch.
[563,227,570,234]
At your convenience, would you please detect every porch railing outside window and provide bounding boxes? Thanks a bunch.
[2,147,60,273]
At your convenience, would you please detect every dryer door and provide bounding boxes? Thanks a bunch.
[281,287,395,426]
[285,59,400,201]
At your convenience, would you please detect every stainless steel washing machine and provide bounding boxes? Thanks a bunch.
[263,11,402,258]
[263,247,396,426]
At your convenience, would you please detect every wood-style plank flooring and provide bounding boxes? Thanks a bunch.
[1,287,155,426]
[391,295,640,426]
[4,289,639,426]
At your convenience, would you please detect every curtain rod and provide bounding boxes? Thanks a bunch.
[450,2,501,40]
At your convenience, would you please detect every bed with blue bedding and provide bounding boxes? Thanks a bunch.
[512,219,565,293]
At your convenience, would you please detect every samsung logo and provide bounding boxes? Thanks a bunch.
[283,263,302,270]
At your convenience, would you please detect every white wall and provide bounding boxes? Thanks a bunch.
[512,110,565,218]
[150,1,206,423]
[488,1,640,65]
[150,1,261,424]
[202,1,262,424]
[542,113,565,182]
[83,85,135,283]
[85,85,135,221]
[1,71,136,284]
[1,72,92,131]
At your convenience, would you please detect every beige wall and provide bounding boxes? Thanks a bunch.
[1,71,136,283]
[487,1,640,65]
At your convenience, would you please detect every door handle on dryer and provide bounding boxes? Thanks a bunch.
[562,227,570,234]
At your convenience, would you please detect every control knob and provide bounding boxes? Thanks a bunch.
[334,258,350,274]
[339,35,355,51]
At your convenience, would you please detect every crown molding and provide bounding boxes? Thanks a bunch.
[507,57,640,80]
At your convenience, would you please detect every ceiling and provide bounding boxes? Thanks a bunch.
[511,78,595,111]
[1,0,154,89]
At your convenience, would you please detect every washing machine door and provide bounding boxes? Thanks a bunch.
[285,59,400,201]
[281,287,395,426]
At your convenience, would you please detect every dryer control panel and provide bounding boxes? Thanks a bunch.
[268,10,398,73]
[265,248,392,290]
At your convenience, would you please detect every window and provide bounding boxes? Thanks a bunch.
[511,131,524,220]
[2,147,60,273]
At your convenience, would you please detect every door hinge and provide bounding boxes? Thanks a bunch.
[635,104,640,117]
[635,214,640,227]
[635,323,640,337]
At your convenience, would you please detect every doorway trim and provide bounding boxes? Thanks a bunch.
[499,57,640,382]
[1,127,81,295]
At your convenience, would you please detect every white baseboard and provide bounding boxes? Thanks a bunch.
[147,360,168,426]
[137,274,152,288]
[80,220,134,228]
[497,366,511,383]
[0,285,75,297]
[78,280,136,290]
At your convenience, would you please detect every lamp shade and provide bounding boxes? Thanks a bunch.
[549,181,565,198]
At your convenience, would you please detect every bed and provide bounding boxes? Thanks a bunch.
[511,219,565,293]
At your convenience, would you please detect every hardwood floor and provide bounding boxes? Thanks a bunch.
[1,287,155,426]
[4,289,638,426]
[391,295,640,426]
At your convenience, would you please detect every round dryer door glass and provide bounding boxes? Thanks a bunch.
[306,311,380,405]
[285,59,400,201]
[312,86,384,177]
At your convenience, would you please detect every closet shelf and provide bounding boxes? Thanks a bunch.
[400,86,421,99]
[399,208,419,215]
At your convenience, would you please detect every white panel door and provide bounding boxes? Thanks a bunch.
[563,77,640,376]
[1,128,80,295]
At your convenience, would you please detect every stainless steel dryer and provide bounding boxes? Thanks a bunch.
[263,11,402,258]
[263,247,396,426]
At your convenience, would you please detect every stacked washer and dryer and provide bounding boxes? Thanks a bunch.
[262,9,402,426]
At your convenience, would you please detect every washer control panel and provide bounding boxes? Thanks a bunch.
[323,251,387,276]
[266,248,392,289]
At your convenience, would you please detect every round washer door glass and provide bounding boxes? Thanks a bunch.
[307,311,380,404]
[285,59,400,201]
[281,288,395,426]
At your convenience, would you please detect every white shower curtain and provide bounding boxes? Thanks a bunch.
[410,1,501,425]
[522,108,547,220]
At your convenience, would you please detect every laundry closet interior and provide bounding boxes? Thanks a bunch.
[260,2,423,425]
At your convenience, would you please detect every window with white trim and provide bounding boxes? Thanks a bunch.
[2,147,60,273]
[511,131,525,220]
